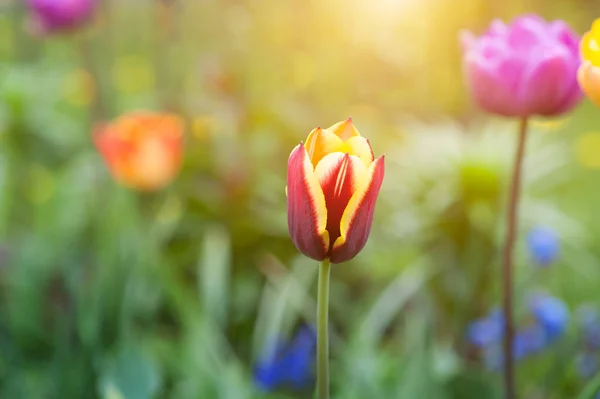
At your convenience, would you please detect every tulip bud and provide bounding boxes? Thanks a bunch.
[94,111,184,191]
[286,119,384,264]
[578,19,600,107]
[461,15,581,117]
[26,0,95,35]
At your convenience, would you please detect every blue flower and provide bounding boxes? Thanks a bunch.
[253,325,316,392]
[482,325,547,370]
[516,325,547,355]
[526,227,560,266]
[530,294,569,341]
[467,309,504,348]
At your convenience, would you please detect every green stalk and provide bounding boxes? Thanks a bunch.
[317,259,331,399]
[502,117,528,399]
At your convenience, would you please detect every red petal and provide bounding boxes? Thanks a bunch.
[330,156,385,263]
[314,152,368,254]
[286,144,329,261]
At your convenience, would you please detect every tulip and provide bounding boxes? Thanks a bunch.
[94,111,184,191]
[287,119,384,399]
[579,19,600,107]
[461,15,581,398]
[461,15,581,117]
[26,0,95,35]
[286,118,385,264]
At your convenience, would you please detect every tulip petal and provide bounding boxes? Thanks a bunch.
[287,144,329,261]
[520,47,573,116]
[330,156,384,264]
[341,136,374,167]
[582,19,600,67]
[486,19,508,38]
[304,127,344,167]
[578,62,600,107]
[464,53,524,116]
[328,118,361,141]
[507,15,547,51]
[93,127,136,182]
[315,152,368,253]
[130,135,182,190]
[550,20,579,55]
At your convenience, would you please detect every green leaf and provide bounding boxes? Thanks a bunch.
[198,225,231,327]
[99,346,161,399]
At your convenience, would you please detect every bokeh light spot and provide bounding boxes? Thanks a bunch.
[102,383,125,399]
[63,68,96,107]
[576,132,600,169]
[27,165,55,205]
[112,55,155,94]
[0,16,13,57]
[156,195,182,226]
[530,118,569,131]
[192,115,219,140]
[291,52,315,91]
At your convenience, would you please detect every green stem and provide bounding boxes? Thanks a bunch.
[502,117,528,399]
[317,259,331,399]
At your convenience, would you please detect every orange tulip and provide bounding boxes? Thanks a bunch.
[287,118,385,264]
[94,111,184,191]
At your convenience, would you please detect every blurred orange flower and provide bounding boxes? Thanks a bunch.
[94,111,184,191]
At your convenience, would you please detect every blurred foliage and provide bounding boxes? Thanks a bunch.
[2,0,600,398]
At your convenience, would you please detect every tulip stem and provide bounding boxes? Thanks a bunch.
[502,117,528,399]
[317,258,331,399]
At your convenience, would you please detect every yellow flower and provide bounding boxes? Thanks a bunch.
[579,19,600,107]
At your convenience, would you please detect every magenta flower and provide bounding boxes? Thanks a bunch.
[26,0,95,35]
[461,15,582,117]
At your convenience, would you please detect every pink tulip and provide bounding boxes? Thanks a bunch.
[461,15,582,117]
[26,0,95,35]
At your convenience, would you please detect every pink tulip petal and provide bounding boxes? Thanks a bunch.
[508,16,548,50]
[520,48,573,116]
[549,20,580,55]
[487,19,508,38]
[465,53,524,116]
[461,14,582,117]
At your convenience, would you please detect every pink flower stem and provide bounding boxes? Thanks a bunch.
[502,117,528,399]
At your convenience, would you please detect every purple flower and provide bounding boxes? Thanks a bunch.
[526,227,560,267]
[461,14,582,117]
[26,0,95,35]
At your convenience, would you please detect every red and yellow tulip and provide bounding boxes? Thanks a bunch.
[94,111,184,191]
[287,118,385,264]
